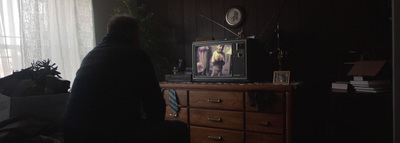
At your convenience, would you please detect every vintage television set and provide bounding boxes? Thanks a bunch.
[192,39,272,82]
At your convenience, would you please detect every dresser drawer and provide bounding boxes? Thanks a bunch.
[246,112,284,133]
[190,126,244,143]
[189,90,243,110]
[246,132,284,143]
[163,89,188,107]
[246,92,285,113]
[190,108,244,130]
[165,106,188,124]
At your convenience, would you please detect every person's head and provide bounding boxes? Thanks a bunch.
[107,14,139,46]
[217,45,224,53]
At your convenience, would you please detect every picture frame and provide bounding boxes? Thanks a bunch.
[273,71,290,85]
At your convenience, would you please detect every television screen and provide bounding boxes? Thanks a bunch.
[192,39,269,82]
[195,44,232,77]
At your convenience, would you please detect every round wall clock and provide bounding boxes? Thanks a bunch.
[225,6,245,27]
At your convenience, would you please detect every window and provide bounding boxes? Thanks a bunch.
[0,0,22,77]
[0,0,94,82]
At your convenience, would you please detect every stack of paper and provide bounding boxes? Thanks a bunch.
[350,80,392,93]
[331,81,350,93]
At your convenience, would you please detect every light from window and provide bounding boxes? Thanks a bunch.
[1,0,23,77]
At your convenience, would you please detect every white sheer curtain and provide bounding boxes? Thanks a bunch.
[0,0,94,82]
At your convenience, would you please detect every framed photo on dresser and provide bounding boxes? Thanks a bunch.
[273,71,290,85]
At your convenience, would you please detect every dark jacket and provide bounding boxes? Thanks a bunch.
[61,33,166,133]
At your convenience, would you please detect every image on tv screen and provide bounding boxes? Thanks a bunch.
[196,44,232,77]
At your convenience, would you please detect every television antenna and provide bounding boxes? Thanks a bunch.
[197,12,243,39]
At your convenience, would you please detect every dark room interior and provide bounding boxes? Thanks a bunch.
[0,0,397,143]
[90,0,398,142]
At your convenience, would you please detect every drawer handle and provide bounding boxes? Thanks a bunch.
[169,113,178,117]
[208,135,222,141]
[208,99,222,103]
[258,121,270,126]
[207,117,222,122]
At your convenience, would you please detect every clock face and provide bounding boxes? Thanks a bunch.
[225,7,244,27]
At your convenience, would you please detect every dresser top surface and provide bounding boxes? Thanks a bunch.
[160,82,301,91]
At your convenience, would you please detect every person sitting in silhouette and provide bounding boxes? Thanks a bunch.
[61,14,189,143]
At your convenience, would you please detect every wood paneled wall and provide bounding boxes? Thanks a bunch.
[140,1,391,141]
[144,0,391,82]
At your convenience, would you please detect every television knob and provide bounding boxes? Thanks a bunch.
[237,52,244,58]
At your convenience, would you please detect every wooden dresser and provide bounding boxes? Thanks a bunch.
[160,82,295,143]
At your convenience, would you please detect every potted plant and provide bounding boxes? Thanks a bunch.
[0,59,70,96]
